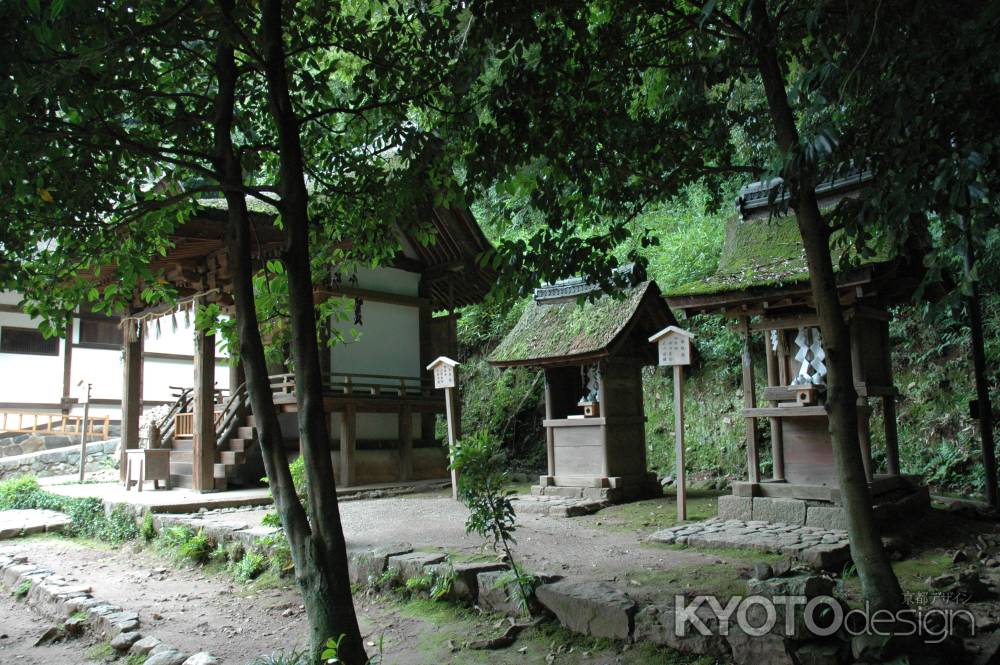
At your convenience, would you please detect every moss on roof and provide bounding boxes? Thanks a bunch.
[489,282,655,365]
[666,212,893,297]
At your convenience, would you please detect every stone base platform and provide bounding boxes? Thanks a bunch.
[531,473,662,504]
[718,483,931,530]
[512,494,610,518]
[648,518,851,570]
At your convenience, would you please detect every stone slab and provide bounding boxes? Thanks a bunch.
[717,495,753,521]
[648,518,850,571]
[0,509,72,540]
[386,551,448,583]
[751,497,807,526]
[805,506,848,531]
[535,580,636,640]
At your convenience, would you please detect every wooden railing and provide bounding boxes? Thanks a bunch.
[0,411,111,437]
[174,412,194,438]
[268,372,436,399]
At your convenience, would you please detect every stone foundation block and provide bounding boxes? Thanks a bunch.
[535,580,635,640]
[386,551,448,583]
[717,495,753,521]
[447,561,508,603]
[348,544,412,586]
[805,506,847,531]
[751,497,807,525]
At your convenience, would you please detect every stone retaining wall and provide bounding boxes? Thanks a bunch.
[0,438,119,480]
[0,428,122,457]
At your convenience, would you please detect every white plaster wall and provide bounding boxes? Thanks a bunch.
[1,294,229,419]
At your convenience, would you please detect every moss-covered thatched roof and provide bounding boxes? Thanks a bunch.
[489,281,674,366]
[666,212,892,298]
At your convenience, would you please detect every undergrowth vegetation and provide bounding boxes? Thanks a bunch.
[0,476,138,543]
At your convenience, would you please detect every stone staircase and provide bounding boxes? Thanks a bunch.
[160,383,261,491]
[168,416,257,490]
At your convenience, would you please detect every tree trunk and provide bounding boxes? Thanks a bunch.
[749,0,904,611]
[963,216,998,508]
[212,6,364,663]
[258,1,367,662]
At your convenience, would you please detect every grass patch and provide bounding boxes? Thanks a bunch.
[580,491,723,534]
[838,550,953,608]
[85,640,114,661]
[124,654,148,665]
[13,579,31,598]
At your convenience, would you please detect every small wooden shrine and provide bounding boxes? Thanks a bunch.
[489,276,677,502]
[666,171,928,524]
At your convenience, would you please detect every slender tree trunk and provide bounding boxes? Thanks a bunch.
[212,7,361,663]
[258,1,367,662]
[963,216,998,508]
[749,0,904,611]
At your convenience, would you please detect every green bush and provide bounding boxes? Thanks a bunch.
[0,476,139,544]
[231,549,267,582]
[140,513,157,542]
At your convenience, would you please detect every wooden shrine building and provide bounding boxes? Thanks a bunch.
[489,275,675,502]
[666,171,929,525]
[85,199,495,492]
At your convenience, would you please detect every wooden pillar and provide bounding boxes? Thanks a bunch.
[229,357,246,422]
[597,362,611,481]
[858,400,874,483]
[543,371,555,481]
[61,316,74,413]
[417,281,435,447]
[192,324,216,491]
[881,321,901,476]
[340,405,356,488]
[119,322,143,482]
[673,364,687,520]
[399,405,413,481]
[740,317,761,484]
[763,330,785,481]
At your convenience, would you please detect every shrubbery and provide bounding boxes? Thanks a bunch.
[0,476,139,543]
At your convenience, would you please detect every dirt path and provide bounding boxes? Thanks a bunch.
[0,536,701,665]
[198,490,714,582]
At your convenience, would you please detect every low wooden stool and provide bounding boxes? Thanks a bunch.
[125,449,171,491]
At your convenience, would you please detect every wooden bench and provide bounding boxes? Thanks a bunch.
[124,449,171,491]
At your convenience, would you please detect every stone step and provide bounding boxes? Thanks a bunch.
[218,450,244,465]
[168,473,227,491]
[170,439,194,451]
[169,461,192,476]
[227,438,249,453]
[236,426,255,439]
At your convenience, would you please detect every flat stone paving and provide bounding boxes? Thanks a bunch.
[648,517,851,570]
[510,494,609,517]
[0,509,72,540]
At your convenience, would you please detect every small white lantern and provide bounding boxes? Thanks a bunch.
[427,356,459,389]
[648,326,694,367]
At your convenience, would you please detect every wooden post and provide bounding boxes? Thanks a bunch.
[78,383,91,482]
[763,331,785,481]
[192,323,217,491]
[543,373,556,480]
[963,216,997,507]
[444,387,459,500]
[399,405,413,481]
[61,316,74,413]
[340,405,356,488]
[673,365,687,521]
[857,400,874,483]
[740,317,761,484]
[119,323,143,483]
[880,321,901,476]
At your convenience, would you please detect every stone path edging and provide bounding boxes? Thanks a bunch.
[0,551,219,665]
